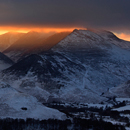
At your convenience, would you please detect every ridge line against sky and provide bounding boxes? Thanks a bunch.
[0,0,130,41]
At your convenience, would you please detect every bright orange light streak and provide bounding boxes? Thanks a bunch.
[0,27,129,41]
[0,26,83,35]
[114,33,130,41]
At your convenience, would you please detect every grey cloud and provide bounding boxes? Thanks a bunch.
[0,0,130,31]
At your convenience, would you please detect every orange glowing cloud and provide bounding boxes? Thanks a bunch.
[1,26,130,42]
[115,33,130,41]
[0,26,83,35]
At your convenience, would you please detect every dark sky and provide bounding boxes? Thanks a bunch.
[0,0,130,33]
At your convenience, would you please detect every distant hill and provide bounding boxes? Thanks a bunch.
[3,31,55,62]
[0,32,24,52]
[3,31,71,62]
[23,32,71,54]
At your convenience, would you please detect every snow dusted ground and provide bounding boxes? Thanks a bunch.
[87,103,112,109]
[116,98,130,102]
[103,118,126,125]
[0,82,66,120]
[112,105,130,112]
[120,114,130,118]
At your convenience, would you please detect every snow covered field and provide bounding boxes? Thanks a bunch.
[112,105,130,112]
[0,82,66,120]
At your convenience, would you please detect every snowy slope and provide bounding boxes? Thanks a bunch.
[49,29,130,102]
[88,29,130,49]
[0,82,66,120]
[51,29,130,91]
[108,80,130,98]
[52,29,130,51]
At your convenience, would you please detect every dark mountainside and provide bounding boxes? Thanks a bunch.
[3,52,85,83]
[0,52,14,65]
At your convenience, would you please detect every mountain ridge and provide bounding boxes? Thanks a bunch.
[2,29,130,103]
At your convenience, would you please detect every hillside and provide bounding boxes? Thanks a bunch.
[0,82,65,120]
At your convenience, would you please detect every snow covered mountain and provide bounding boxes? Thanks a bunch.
[0,82,65,120]
[0,32,24,52]
[51,29,130,89]
[2,29,130,104]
